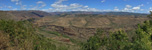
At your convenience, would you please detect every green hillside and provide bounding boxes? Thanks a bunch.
[0,20,80,50]
[0,11,152,50]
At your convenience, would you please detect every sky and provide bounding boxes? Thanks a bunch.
[0,0,152,13]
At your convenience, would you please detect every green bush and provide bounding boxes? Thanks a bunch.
[82,29,104,50]
[0,20,56,50]
[131,20,152,50]
[82,22,152,50]
[105,31,131,50]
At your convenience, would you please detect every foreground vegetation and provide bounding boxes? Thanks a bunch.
[0,20,57,50]
[0,12,152,50]
[82,12,152,50]
[82,20,152,50]
[1,19,152,50]
[0,20,78,50]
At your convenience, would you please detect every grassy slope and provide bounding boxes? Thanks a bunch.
[34,16,149,42]
[36,16,148,29]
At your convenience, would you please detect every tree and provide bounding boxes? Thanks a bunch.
[82,29,104,50]
[147,11,152,18]
[0,20,57,50]
[131,20,152,50]
[82,30,131,50]
[104,31,131,50]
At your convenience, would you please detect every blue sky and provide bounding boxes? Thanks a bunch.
[0,0,152,13]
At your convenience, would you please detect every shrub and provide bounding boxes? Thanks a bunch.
[0,20,56,50]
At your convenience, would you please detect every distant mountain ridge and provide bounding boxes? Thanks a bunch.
[0,10,148,20]
[0,10,148,16]
[50,11,148,16]
[0,10,52,20]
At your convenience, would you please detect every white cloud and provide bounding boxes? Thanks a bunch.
[13,8,18,10]
[51,4,68,8]
[114,7,119,11]
[112,4,145,13]
[150,7,152,10]
[101,0,105,3]
[8,6,12,9]
[29,1,46,10]
[11,0,19,2]
[37,1,44,4]
[86,8,99,11]
[132,6,140,10]
[36,1,46,8]
[21,5,26,10]
[51,0,68,9]
[102,9,113,12]
[140,9,144,11]
[122,5,132,12]
[132,4,143,10]
[70,3,82,8]
[138,4,144,7]
[54,0,67,4]
[42,8,67,12]
[15,1,21,5]
[83,6,88,8]
[123,8,129,11]
[11,0,21,5]
[30,6,38,10]
[11,0,27,10]
[45,0,100,12]
[8,0,147,13]
[126,5,132,8]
